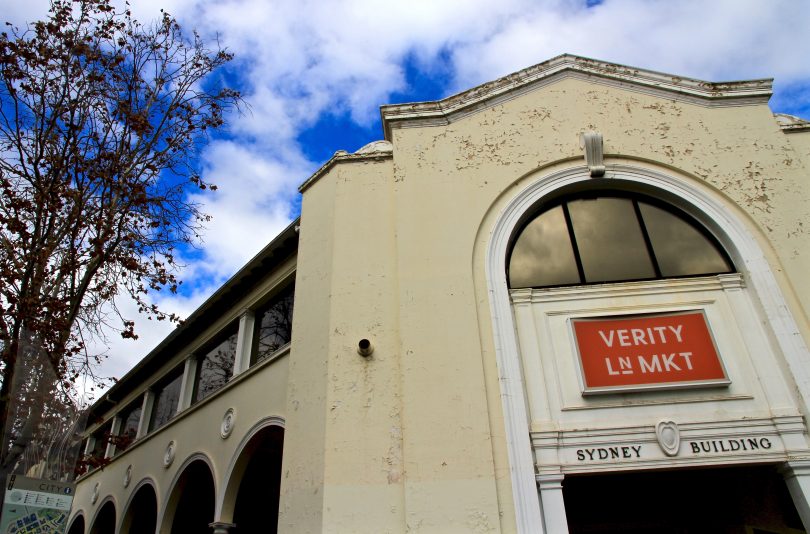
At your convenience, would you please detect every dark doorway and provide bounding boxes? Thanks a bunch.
[232,426,285,533]
[170,460,215,534]
[563,465,805,533]
[90,501,116,534]
[67,515,85,534]
[123,483,157,533]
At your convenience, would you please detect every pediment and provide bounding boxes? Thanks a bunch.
[380,54,773,140]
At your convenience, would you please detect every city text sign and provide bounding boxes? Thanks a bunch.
[0,475,75,534]
[572,311,728,394]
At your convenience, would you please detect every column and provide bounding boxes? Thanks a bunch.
[209,521,237,534]
[177,355,198,412]
[782,460,810,530]
[232,310,256,376]
[137,391,154,438]
[537,472,570,534]
[105,416,122,458]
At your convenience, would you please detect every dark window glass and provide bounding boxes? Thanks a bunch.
[149,368,183,432]
[77,421,113,475]
[638,202,732,277]
[508,193,734,289]
[509,206,580,288]
[252,284,295,365]
[114,400,142,454]
[567,197,656,283]
[194,330,238,403]
[90,422,112,460]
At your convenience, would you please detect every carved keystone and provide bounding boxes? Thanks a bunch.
[580,131,605,177]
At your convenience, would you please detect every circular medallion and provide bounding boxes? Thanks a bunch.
[91,482,100,504]
[220,408,236,439]
[163,440,176,468]
[123,465,132,488]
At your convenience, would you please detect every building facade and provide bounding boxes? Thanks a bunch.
[67,55,810,533]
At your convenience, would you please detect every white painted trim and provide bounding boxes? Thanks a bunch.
[536,473,569,533]
[381,54,772,139]
[106,416,122,458]
[485,163,810,533]
[782,460,810,530]
[232,310,256,376]
[177,356,198,412]
[136,391,153,439]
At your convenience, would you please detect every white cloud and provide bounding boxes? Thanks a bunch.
[80,288,202,392]
[5,0,809,383]
[186,140,305,278]
[449,0,810,91]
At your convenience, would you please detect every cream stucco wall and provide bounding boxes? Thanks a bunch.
[287,74,810,532]
[281,157,412,532]
[68,61,810,534]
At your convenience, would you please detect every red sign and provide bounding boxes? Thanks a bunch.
[572,311,728,393]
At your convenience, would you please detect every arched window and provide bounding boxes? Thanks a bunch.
[508,192,734,289]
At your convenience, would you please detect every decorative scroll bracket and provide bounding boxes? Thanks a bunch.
[580,131,605,177]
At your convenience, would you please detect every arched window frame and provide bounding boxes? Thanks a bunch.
[506,190,735,289]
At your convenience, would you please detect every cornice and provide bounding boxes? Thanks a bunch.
[775,113,810,133]
[380,54,773,140]
[298,142,393,193]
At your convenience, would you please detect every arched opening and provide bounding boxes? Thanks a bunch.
[484,165,810,533]
[67,514,85,534]
[89,501,116,534]
[167,460,215,534]
[122,483,157,534]
[228,425,285,533]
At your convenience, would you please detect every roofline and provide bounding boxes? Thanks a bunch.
[88,218,300,417]
[298,148,393,193]
[777,116,810,133]
[380,53,773,141]
[297,54,775,193]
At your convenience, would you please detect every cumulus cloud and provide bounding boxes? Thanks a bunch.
[5,0,810,385]
[448,0,810,92]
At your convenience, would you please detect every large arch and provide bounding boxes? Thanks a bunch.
[483,163,810,533]
[121,479,158,534]
[219,417,285,531]
[160,455,216,534]
[89,499,116,534]
[217,415,285,522]
[67,513,85,534]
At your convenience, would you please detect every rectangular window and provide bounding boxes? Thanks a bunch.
[77,421,113,475]
[194,329,238,403]
[114,400,142,454]
[90,421,112,460]
[149,367,183,432]
[252,283,294,365]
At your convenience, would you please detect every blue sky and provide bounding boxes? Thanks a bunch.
[6,0,810,385]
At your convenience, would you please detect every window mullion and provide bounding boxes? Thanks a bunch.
[562,202,586,283]
[633,199,662,278]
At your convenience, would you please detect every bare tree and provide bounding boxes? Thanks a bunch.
[0,0,241,477]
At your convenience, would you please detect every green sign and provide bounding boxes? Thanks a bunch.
[0,475,75,534]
